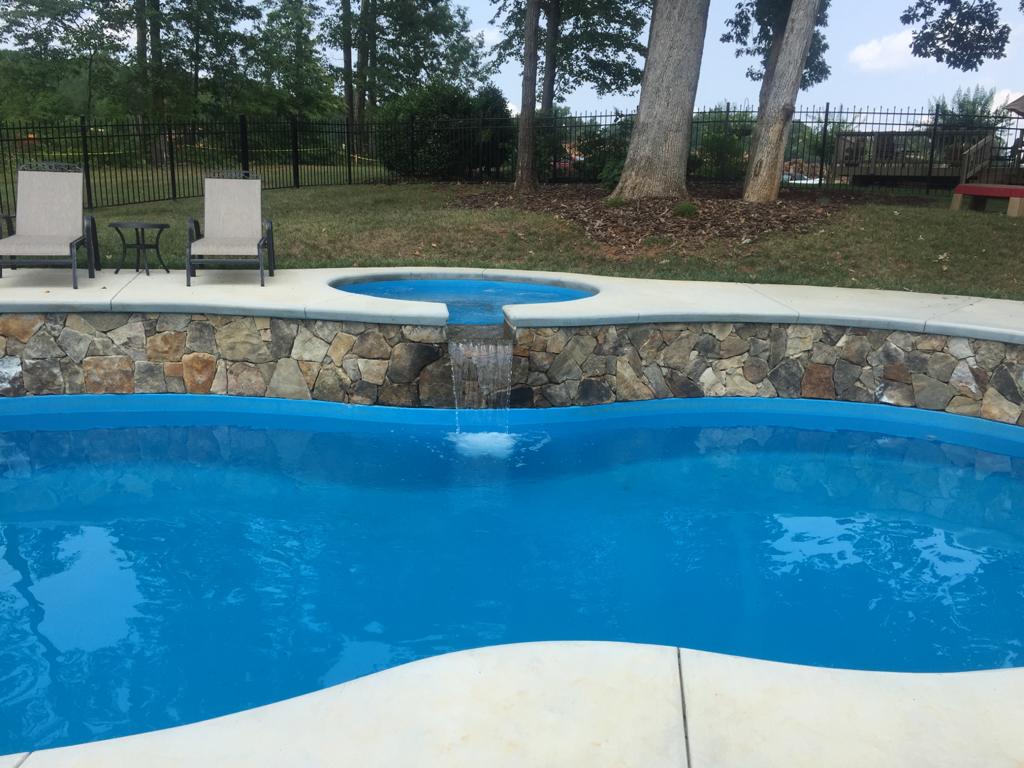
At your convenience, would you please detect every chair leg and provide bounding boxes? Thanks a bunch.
[186,247,192,286]
[258,250,265,287]
[70,245,78,289]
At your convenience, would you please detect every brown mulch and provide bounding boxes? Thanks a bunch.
[452,182,929,254]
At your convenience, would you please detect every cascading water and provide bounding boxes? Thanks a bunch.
[447,327,515,457]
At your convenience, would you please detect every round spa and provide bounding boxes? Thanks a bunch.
[335,276,595,324]
[2,395,1024,755]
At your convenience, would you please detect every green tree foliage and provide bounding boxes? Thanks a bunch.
[376,81,513,178]
[490,0,649,109]
[900,0,1012,70]
[325,0,488,124]
[573,113,633,188]
[254,0,340,117]
[689,103,755,180]
[720,0,830,89]
[0,0,486,121]
[0,0,131,117]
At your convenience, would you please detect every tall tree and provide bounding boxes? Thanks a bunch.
[0,0,130,118]
[327,0,486,124]
[743,0,821,202]
[730,0,1016,202]
[256,0,337,116]
[514,0,541,195]
[612,0,711,200]
[491,0,649,113]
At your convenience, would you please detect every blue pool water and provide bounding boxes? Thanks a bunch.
[336,277,594,324]
[2,396,1024,753]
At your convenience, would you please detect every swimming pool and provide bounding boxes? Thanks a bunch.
[335,277,595,324]
[2,396,1023,754]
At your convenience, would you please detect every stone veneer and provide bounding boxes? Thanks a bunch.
[1,312,1024,425]
[511,323,1024,424]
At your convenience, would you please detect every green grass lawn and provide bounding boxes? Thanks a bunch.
[89,183,1024,300]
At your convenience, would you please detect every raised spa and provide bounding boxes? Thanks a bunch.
[2,396,1024,754]
[336,277,595,324]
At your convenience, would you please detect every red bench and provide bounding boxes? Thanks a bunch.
[951,183,1024,218]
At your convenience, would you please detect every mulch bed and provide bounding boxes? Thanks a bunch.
[452,182,928,253]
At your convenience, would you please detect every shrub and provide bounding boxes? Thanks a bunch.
[376,82,512,180]
[673,201,699,218]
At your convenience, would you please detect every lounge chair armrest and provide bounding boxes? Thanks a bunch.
[262,219,274,240]
[187,217,201,243]
[0,212,13,238]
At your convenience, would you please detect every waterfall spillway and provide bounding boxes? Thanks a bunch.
[447,327,514,442]
[449,337,513,411]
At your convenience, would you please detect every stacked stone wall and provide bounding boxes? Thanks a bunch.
[2,313,1023,425]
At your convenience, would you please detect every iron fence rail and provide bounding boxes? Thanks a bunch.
[1,106,1021,211]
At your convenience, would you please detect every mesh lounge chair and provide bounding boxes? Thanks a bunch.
[0,163,97,289]
[186,172,276,286]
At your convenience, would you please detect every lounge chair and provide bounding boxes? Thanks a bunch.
[0,163,97,289]
[186,172,276,286]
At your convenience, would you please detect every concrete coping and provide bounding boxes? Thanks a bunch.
[6,641,1022,767]
[2,267,1024,344]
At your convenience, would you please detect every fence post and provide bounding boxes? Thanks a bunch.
[239,114,250,175]
[477,116,484,181]
[409,116,416,178]
[925,105,940,194]
[79,116,94,210]
[167,123,178,200]
[290,115,300,188]
[345,117,354,185]
[818,102,830,186]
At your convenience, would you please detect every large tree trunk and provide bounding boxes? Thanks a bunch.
[746,31,783,167]
[743,0,820,203]
[612,0,712,200]
[540,0,561,114]
[514,0,542,195]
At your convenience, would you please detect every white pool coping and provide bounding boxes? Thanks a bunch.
[5,641,1022,768]
[2,266,1024,343]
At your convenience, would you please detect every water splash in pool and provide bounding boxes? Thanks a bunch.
[446,431,518,459]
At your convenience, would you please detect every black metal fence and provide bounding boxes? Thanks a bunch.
[1,106,1021,211]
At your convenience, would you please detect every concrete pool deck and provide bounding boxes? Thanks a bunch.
[3,266,1024,344]
[5,642,1023,768]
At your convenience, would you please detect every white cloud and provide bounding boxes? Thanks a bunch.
[848,30,919,73]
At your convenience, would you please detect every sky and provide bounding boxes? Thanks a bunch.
[463,0,1024,113]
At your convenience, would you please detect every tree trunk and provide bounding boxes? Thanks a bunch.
[147,0,163,114]
[746,31,783,167]
[135,0,148,109]
[514,0,542,195]
[354,0,372,126]
[743,0,820,203]
[341,0,355,125]
[540,0,561,114]
[612,0,712,200]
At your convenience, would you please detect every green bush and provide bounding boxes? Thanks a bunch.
[575,114,633,189]
[673,201,699,218]
[376,82,512,180]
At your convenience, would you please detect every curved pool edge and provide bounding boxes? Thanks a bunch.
[6,641,1023,768]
